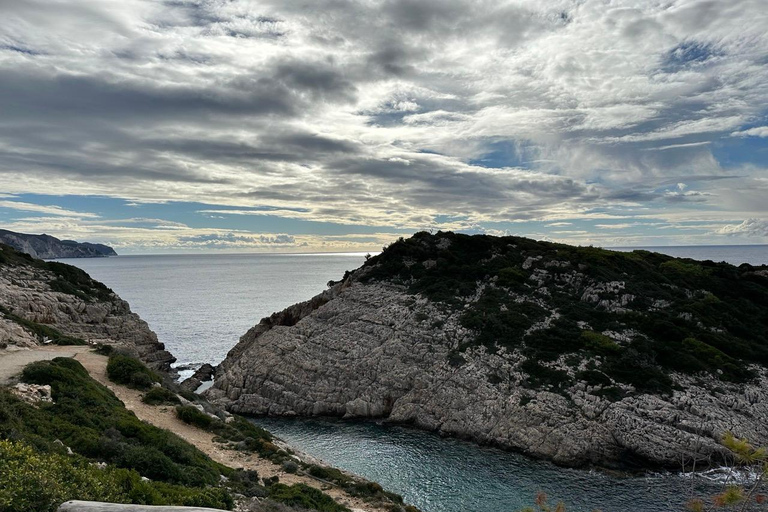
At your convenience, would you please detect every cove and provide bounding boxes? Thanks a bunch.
[251,417,716,512]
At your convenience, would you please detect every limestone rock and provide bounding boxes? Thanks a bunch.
[209,276,768,470]
[0,251,174,370]
[12,382,53,405]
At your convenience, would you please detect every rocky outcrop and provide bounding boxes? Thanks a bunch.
[0,229,117,259]
[180,363,216,392]
[209,232,768,470]
[0,246,173,370]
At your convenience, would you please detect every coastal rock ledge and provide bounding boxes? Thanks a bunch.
[208,232,768,469]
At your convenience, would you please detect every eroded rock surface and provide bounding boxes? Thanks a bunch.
[0,248,173,370]
[210,233,768,469]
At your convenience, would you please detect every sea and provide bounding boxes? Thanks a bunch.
[62,244,768,512]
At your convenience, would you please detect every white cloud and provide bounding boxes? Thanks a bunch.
[718,218,768,238]
[0,200,99,218]
[731,127,768,138]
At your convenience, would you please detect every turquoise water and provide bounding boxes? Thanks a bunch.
[252,417,716,512]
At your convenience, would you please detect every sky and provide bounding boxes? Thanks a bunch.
[0,0,767,254]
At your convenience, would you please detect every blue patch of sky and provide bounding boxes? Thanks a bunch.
[660,41,720,72]
[468,140,532,169]
[712,133,768,168]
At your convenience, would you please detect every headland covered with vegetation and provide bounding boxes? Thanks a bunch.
[210,231,768,469]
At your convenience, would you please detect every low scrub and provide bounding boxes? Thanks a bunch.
[267,484,349,512]
[362,231,768,396]
[305,465,402,503]
[106,354,161,390]
[3,358,226,488]
[176,405,214,429]
[0,439,232,512]
[142,387,181,406]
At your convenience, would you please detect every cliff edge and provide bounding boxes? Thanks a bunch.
[0,244,173,370]
[208,232,768,469]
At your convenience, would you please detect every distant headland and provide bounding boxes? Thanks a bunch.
[0,229,117,259]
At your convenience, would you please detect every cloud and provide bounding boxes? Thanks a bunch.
[0,200,99,218]
[732,127,768,138]
[0,0,766,247]
[718,219,768,238]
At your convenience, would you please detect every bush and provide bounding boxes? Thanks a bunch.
[11,358,226,488]
[107,354,160,390]
[580,330,621,355]
[0,439,125,512]
[0,439,233,512]
[142,387,181,406]
[93,343,114,356]
[268,483,349,512]
[176,405,215,429]
[282,460,299,474]
[362,231,768,395]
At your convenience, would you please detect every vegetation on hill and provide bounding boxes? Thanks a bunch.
[106,353,162,390]
[0,352,407,511]
[0,243,114,302]
[361,232,768,396]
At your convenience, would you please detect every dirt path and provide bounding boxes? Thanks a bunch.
[72,351,386,512]
[0,345,91,384]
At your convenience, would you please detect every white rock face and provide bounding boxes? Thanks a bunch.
[12,382,53,404]
[0,260,174,370]
[209,278,768,469]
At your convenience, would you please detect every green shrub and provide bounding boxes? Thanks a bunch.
[580,330,621,355]
[142,387,181,406]
[0,439,233,512]
[176,405,215,429]
[11,358,225,488]
[107,354,160,390]
[93,343,114,356]
[361,231,768,395]
[0,439,125,512]
[520,360,572,391]
[268,483,349,512]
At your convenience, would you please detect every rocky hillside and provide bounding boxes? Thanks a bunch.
[0,229,117,259]
[0,244,173,370]
[208,232,768,470]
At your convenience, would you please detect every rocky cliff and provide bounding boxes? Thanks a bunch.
[0,229,117,259]
[208,232,768,470]
[0,244,173,370]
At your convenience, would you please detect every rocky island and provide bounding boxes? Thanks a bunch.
[0,229,117,259]
[209,231,768,470]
